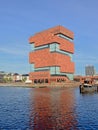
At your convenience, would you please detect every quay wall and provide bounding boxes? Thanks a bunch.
[0,81,80,88]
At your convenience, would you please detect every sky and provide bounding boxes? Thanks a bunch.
[0,0,98,75]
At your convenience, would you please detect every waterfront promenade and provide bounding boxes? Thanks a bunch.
[0,81,80,88]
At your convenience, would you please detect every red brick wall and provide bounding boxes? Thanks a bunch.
[29,48,74,73]
[29,71,50,80]
[29,25,74,81]
[29,25,74,43]
[29,26,74,53]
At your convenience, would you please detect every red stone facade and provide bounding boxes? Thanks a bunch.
[29,25,74,83]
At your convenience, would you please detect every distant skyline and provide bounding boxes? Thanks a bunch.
[0,0,98,75]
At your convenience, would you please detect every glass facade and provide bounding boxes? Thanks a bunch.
[57,33,73,42]
[30,65,73,80]
[30,42,73,60]
[50,66,60,74]
[30,64,35,72]
[50,43,59,52]
[29,26,74,81]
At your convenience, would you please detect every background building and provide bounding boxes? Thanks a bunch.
[85,65,95,76]
[29,25,74,83]
[0,71,5,83]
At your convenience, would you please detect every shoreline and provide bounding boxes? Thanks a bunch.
[0,81,80,88]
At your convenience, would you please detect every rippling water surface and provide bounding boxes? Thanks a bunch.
[0,86,98,129]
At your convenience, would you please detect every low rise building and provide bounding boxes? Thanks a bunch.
[0,71,5,83]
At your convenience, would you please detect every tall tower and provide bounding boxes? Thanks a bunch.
[85,65,95,76]
[29,25,74,84]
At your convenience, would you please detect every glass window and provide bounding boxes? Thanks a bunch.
[50,66,60,74]
[31,43,35,51]
[57,33,73,42]
[30,64,35,72]
[50,43,59,52]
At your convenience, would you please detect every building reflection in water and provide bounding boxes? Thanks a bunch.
[29,88,77,129]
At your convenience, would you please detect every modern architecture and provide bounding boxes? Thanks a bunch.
[29,25,74,83]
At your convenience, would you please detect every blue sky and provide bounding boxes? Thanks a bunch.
[0,0,98,75]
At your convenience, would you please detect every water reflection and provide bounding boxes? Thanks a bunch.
[29,88,78,129]
[1,87,98,129]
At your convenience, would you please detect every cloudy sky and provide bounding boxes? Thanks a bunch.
[0,0,98,75]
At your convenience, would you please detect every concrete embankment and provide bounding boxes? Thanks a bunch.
[0,81,80,88]
[31,81,80,88]
[0,83,29,87]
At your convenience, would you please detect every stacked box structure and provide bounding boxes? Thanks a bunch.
[29,25,74,84]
